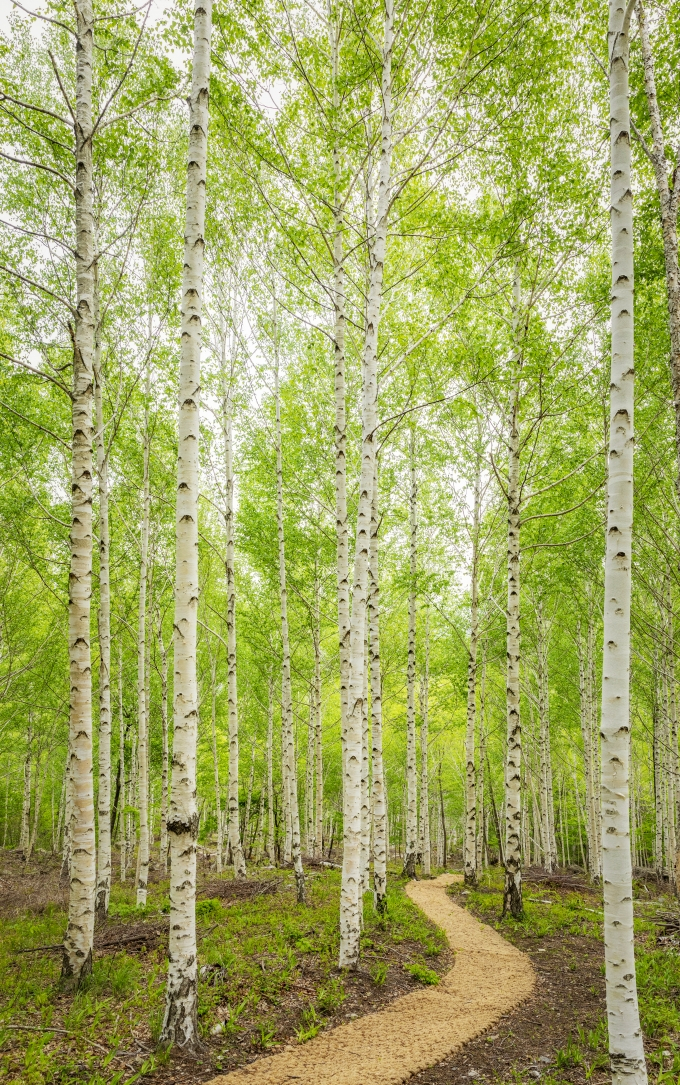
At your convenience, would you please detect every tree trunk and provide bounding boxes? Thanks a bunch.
[94,278,112,917]
[420,609,430,878]
[209,655,223,873]
[404,429,418,878]
[339,0,393,969]
[19,716,32,855]
[329,4,350,773]
[537,604,555,872]
[314,582,323,860]
[26,747,48,861]
[637,0,680,506]
[158,619,169,873]
[465,457,481,885]
[369,459,387,913]
[160,0,212,1049]
[601,1,647,1074]
[136,357,151,907]
[62,0,96,985]
[266,669,275,862]
[360,631,370,900]
[118,643,127,883]
[503,269,523,920]
[306,686,315,855]
[274,344,305,903]
[244,744,255,857]
[222,352,246,879]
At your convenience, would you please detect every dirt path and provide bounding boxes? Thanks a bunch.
[206,874,535,1085]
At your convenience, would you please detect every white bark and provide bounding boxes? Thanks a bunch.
[274,346,305,902]
[63,0,96,985]
[136,358,151,907]
[420,609,430,879]
[306,687,315,854]
[503,269,523,919]
[19,716,32,854]
[266,669,275,862]
[118,643,127,882]
[601,1,647,1075]
[314,584,323,859]
[158,618,169,872]
[636,0,680,505]
[339,0,392,968]
[94,282,112,916]
[404,430,418,878]
[161,0,211,1048]
[536,605,555,872]
[244,743,255,856]
[209,654,223,873]
[222,353,246,879]
[464,458,481,886]
[329,4,350,768]
[360,633,370,899]
[27,747,48,861]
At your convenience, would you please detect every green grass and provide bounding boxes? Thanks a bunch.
[453,871,680,1082]
[0,861,447,1084]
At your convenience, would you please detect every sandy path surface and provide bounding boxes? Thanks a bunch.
[206,874,535,1085]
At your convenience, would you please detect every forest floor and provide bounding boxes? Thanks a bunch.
[410,868,680,1085]
[0,848,450,1085]
[1,851,679,1085]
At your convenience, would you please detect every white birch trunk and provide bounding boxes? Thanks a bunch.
[329,5,350,768]
[62,0,96,984]
[306,691,315,854]
[222,356,246,879]
[360,637,370,899]
[94,282,112,916]
[537,605,555,872]
[503,270,523,919]
[209,655,223,873]
[637,0,680,505]
[118,644,127,883]
[19,717,32,855]
[339,0,393,968]
[404,430,418,878]
[266,669,275,862]
[420,610,430,879]
[136,360,151,907]
[244,744,255,857]
[275,349,305,902]
[587,618,602,878]
[464,458,481,885]
[158,620,169,873]
[601,1,647,1074]
[314,583,323,859]
[27,749,48,861]
[161,0,211,1048]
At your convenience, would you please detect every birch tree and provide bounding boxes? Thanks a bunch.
[62,0,97,985]
[600,0,647,1077]
[404,431,418,878]
[339,0,393,968]
[161,0,212,1048]
[136,359,151,906]
[94,281,112,916]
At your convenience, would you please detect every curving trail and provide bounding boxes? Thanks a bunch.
[206,873,535,1085]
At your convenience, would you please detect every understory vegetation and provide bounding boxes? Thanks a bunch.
[0,859,448,1085]
[450,873,680,1085]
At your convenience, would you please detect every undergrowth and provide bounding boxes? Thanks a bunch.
[0,859,446,1085]
[452,870,680,1083]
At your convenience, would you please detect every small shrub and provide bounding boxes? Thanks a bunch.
[370,960,389,986]
[196,898,222,920]
[316,978,345,1014]
[295,1005,321,1043]
[404,962,439,985]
